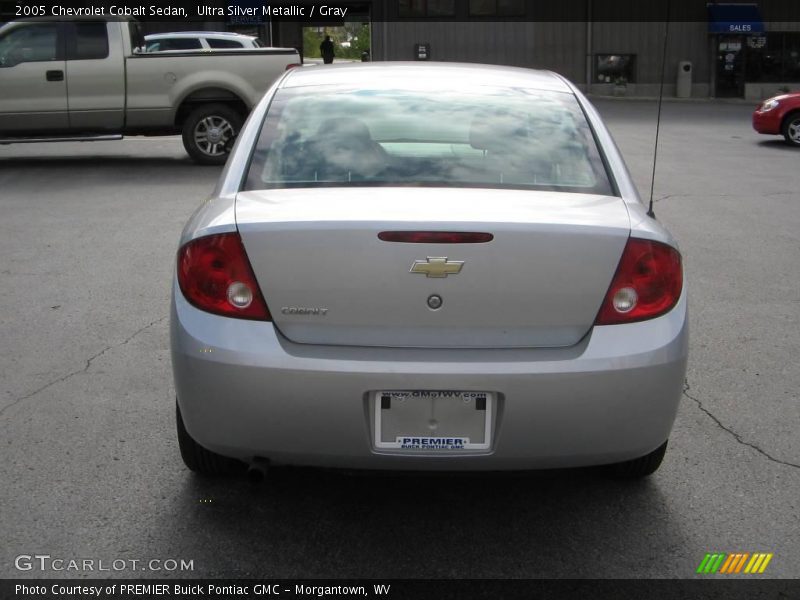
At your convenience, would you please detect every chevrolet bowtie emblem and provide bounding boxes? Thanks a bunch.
[410,257,464,278]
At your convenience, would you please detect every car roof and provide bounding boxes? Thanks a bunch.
[281,62,573,94]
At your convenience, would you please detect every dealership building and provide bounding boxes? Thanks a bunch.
[144,0,800,100]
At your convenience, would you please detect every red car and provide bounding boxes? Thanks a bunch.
[753,92,800,146]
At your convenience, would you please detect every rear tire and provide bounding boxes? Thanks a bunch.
[176,402,242,476]
[781,111,800,147]
[181,103,243,165]
[604,440,668,478]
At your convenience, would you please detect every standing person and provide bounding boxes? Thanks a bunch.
[320,35,335,64]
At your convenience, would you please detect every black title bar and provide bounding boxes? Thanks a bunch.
[1,0,800,23]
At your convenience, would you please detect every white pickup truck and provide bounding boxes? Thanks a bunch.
[0,17,301,164]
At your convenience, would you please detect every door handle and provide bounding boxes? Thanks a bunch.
[46,70,64,81]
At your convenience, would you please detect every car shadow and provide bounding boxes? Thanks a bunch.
[164,466,689,578]
[755,139,798,151]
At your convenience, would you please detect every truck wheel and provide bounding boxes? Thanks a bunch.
[781,111,800,147]
[604,440,668,478]
[182,103,243,165]
[176,402,243,476]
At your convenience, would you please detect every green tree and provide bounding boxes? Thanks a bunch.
[302,27,324,58]
[302,25,371,61]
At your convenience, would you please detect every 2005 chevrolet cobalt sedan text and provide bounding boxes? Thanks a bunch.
[171,63,687,478]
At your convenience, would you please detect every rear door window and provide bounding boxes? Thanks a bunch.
[66,22,109,60]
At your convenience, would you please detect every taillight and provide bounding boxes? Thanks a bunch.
[595,238,682,325]
[177,232,271,320]
[285,63,302,70]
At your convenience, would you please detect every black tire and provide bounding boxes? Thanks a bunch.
[176,402,242,476]
[781,111,800,147]
[604,440,668,479]
[181,103,243,165]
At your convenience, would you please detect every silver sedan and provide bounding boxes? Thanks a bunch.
[171,63,687,479]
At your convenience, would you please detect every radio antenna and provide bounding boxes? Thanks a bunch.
[648,0,671,218]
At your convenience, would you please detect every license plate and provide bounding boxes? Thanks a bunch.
[374,391,492,450]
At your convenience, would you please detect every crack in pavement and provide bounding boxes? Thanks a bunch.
[654,193,692,203]
[0,316,168,418]
[763,190,798,197]
[6,318,799,471]
[654,192,741,203]
[655,191,796,203]
[683,379,800,470]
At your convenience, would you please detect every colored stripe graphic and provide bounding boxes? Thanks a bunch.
[697,552,773,574]
[700,553,726,573]
[720,553,744,574]
[733,553,749,573]
[744,553,774,574]
[696,554,713,574]
[745,554,761,573]
[758,554,774,573]
[711,553,727,573]
[719,554,736,574]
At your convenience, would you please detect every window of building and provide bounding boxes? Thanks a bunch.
[398,0,456,17]
[207,38,246,49]
[745,32,800,82]
[786,34,800,82]
[595,54,636,84]
[469,0,525,17]
[68,22,109,60]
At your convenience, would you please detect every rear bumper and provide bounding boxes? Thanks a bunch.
[752,109,781,135]
[171,281,688,471]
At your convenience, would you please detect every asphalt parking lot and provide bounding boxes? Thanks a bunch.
[1,99,798,579]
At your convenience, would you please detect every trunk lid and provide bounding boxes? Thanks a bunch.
[236,187,630,348]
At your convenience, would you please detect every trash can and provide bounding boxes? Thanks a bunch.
[677,61,692,98]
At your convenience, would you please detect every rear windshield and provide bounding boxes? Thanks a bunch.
[244,84,614,195]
